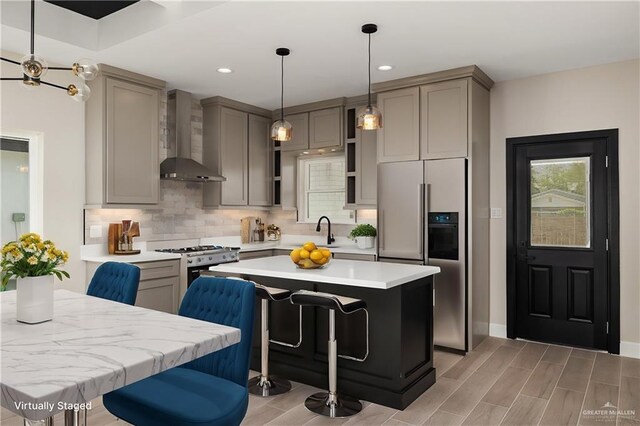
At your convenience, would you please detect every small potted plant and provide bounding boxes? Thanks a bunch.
[1,233,69,324]
[349,224,377,249]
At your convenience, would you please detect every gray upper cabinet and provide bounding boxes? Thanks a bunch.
[248,114,272,206]
[201,96,272,208]
[377,87,420,163]
[309,107,342,149]
[219,107,249,206]
[85,64,165,207]
[420,79,468,159]
[280,113,309,151]
[357,127,377,205]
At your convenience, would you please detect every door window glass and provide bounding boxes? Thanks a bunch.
[530,157,590,248]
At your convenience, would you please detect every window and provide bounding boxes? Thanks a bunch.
[1,138,30,245]
[297,155,355,224]
[530,157,590,248]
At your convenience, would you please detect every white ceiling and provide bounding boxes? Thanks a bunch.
[2,1,639,109]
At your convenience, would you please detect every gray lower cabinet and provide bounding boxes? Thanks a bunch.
[331,252,376,261]
[309,107,342,149]
[85,64,165,207]
[239,250,274,260]
[420,79,468,159]
[85,259,180,314]
[280,113,309,151]
[377,87,420,163]
[201,97,273,208]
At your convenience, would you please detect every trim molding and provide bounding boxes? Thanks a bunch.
[273,97,346,117]
[98,63,165,89]
[490,323,507,338]
[371,65,494,92]
[620,341,640,359]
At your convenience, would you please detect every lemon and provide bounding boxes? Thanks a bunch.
[299,249,310,259]
[290,248,301,263]
[321,249,331,258]
[310,250,324,263]
[299,259,315,269]
[318,256,328,265]
[303,241,317,252]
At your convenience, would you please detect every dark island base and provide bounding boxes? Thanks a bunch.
[216,272,436,410]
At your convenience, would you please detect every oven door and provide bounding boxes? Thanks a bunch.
[428,223,459,260]
[187,266,212,287]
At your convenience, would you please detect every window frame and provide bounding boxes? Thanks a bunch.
[296,154,355,225]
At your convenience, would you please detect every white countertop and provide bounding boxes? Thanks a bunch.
[0,289,240,420]
[209,256,439,290]
[81,242,181,263]
[81,235,375,264]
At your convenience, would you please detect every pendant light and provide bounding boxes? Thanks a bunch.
[271,48,293,142]
[357,23,382,130]
[0,0,98,101]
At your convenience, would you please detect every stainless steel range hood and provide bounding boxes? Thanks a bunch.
[160,89,225,182]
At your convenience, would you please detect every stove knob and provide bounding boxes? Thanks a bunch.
[209,256,213,261]
[223,254,227,260]
[187,259,193,264]
[197,257,202,263]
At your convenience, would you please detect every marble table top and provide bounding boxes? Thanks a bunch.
[0,289,241,420]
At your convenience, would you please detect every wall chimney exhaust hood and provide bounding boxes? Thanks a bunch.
[160,89,225,182]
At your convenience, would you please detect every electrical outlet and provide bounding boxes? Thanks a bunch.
[12,212,26,223]
[490,208,503,219]
[89,225,102,238]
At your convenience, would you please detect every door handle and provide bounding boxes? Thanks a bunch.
[519,254,536,261]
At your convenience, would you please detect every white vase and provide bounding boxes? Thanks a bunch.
[16,275,54,324]
[355,236,375,249]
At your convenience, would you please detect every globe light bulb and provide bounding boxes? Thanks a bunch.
[67,82,91,102]
[21,54,48,79]
[72,60,99,81]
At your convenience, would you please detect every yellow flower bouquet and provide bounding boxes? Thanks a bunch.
[1,233,70,291]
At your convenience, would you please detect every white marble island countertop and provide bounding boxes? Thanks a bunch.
[210,256,439,290]
[0,290,240,421]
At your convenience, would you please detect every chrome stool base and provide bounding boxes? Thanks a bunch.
[304,392,363,418]
[248,375,292,397]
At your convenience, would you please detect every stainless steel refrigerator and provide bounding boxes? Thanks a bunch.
[378,158,467,351]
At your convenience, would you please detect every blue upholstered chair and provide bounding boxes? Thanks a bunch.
[103,276,256,426]
[86,262,140,305]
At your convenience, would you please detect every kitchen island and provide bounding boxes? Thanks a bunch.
[209,256,440,409]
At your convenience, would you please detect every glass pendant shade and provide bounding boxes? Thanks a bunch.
[21,54,48,78]
[271,119,292,142]
[357,105,383,130]
[73,60,99,81]
[67,82,91,102]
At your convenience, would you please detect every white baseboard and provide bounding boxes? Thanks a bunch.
[489,323,507,338]
[489,323,640,359]
[621,341,640,359]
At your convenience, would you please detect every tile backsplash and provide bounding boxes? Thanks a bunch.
[84,181,376,245]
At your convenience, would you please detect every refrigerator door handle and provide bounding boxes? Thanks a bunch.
[423,183,430,265]
[419,183,425,260]
[378,210,384,250]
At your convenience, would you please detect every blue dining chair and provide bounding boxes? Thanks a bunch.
[103,276,256,426]
[86,262,140,305]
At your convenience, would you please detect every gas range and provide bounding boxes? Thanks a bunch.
[155,245,240,266]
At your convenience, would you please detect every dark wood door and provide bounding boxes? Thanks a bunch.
[512,137,609,350]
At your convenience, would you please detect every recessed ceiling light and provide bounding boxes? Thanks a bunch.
[216,68,233,74]
[377,65,393,71]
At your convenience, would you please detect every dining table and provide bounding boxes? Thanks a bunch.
[0,289,242,425]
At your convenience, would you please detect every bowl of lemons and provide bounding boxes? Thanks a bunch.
[290,241,332,269]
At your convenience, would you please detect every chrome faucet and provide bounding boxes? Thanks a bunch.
[316,216,335,245]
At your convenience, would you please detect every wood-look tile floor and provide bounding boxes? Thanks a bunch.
[2,337,638,425]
